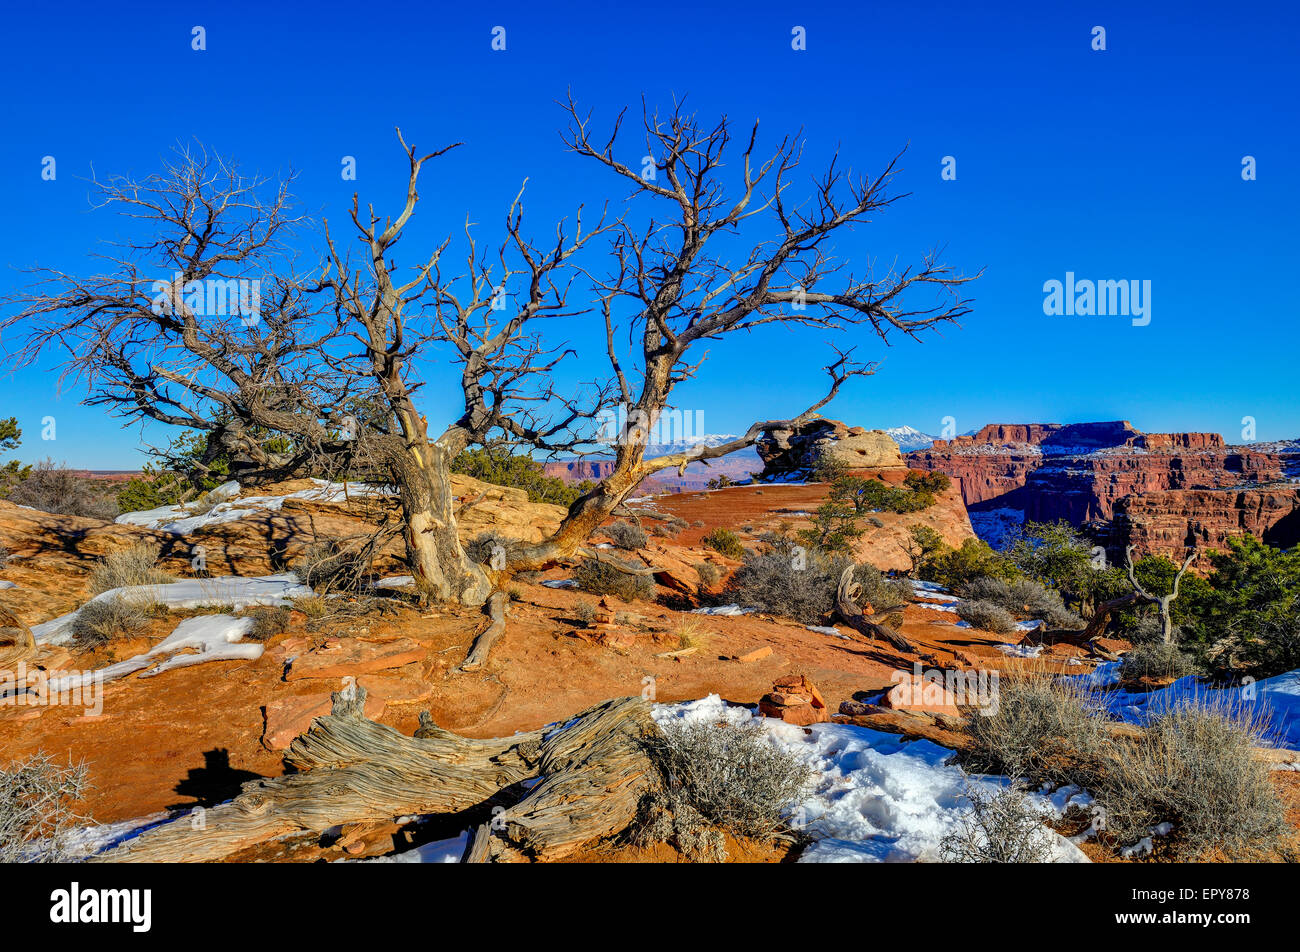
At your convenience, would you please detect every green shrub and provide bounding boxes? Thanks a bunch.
[796,500,863,556]
[702,528,746,560]
[918,538,1019,590]
[451,447,591,506]
[808,449,849,483]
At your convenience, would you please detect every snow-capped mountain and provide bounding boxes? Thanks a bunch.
[883,426,938,452]
[643,434,743,457]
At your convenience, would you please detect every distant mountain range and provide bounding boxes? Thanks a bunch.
[882,426,938,452]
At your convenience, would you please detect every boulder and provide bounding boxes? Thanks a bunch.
[756,418,905,480]
[881,674,961,716]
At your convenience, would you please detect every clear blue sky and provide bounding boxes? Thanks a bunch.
[1,0,1296,468]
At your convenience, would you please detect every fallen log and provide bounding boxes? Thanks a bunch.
[92,689,657,863]
[835,566,916,654]
[467,696,659,862]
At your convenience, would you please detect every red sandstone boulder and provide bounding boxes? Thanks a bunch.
[881,674,961,716]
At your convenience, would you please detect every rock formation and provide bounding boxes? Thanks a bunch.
[907,421,1298,559]
[756,418,906,479]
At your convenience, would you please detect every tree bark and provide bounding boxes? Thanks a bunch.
[835,566,916,653]
[91,691,656,863]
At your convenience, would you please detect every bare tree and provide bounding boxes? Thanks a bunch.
[1124,545,1197,644]
[5,99,976,667]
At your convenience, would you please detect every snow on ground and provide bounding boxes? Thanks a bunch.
[967,507,1025,550]
[371,576,415,590]
[653,695,1090,863]
[806,625,848,639]
[346,830,470,864]
[115,478,394,535]
[541,579,577,589]
[1075,664,1300,750]
[37,615,261,695]
[690,604,753,616]
[31,574,312,645]
[908,580,959,603]
[996,642,1044,658]
[0,580,15,590]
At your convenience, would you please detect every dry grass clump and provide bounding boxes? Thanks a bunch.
[88,542,175,596]
[635,718,811,862]
[0,752,90,862]
[292,536,372,594]
[69,596,154,649]
[966,675,1290,860]
[238,605,292,641]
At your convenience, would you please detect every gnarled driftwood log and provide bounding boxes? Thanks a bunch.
[835,566,916,653]
[93,689,657,863]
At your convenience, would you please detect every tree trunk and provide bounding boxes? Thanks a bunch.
[835,566,916,653]
[395,440,491,607]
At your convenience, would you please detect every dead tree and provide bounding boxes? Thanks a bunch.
[1122,545,1197,644]
[6,101,976,666]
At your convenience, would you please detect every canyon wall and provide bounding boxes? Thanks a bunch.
[908,421,1297,558]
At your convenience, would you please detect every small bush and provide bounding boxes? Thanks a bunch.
[239,605,291,641]
[574,600,597,626]
[0,752,89,862]
[604,521,648,551]
[69,597,152,649]
[88,543,175,596]
[955,599,1017,634]
[702,528,745,560]
[1120,641,1201,681]
[1096,701,1286,859]
[964,677,1110,786]
[958,576,1083,629]
[8,460,118,520]
[637,718,812,861]
[694,562,722,589]
[572,559,657,602]
[729,542,907,625]
[939,781,1057,863]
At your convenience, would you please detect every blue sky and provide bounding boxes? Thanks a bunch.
[1,0,1296,468]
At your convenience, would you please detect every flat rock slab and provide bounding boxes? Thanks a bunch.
[285,637,426,681]
[263,692,387,750]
